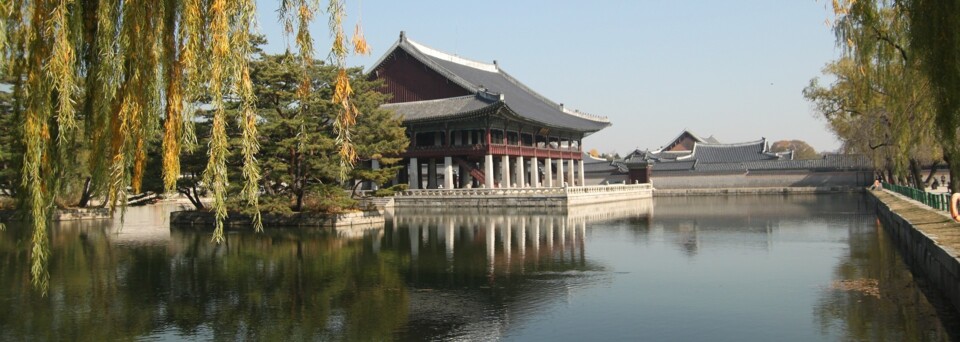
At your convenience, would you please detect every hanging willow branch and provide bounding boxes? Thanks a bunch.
[2,0,366,294]
[328,0,361,181]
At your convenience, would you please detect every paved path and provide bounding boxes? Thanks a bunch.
[872,189,960,257]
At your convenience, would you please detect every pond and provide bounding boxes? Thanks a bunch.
[0,193,956,341]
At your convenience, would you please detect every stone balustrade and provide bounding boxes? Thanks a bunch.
[394,183,653,207]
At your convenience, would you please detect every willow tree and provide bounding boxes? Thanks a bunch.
[901,0,960,192]
[2,0,368,294]
[823,0,938,188]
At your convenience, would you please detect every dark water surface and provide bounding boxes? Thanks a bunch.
[0,194,956,341]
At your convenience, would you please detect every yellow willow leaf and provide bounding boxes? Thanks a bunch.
[332,29,347,57]
[132,138,145,193]
[352,23,370,55]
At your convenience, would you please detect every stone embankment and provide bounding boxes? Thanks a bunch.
[654,186,860,197]
[869,189,960,313]
[170,210,384,229]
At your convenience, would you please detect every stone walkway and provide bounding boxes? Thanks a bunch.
[872,189,960,252]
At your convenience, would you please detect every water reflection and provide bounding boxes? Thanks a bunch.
[652,194,872,256]
[1,204,407,341]
[813,218,957,341]
[0,195,956,341]
[385,200,652,341]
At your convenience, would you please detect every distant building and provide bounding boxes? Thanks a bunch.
[624,130,795,172]
[585,130,873,188]
[369,32,611,189]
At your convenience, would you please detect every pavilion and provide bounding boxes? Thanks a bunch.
[369,32,611,190]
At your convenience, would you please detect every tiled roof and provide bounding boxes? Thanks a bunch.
[653,155,873,173]
[372,33,611,133]
[652,161,696,171]
[688,140,778,163]
[381,95,498,122]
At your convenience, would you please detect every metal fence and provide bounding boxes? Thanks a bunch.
[882,182,952,211]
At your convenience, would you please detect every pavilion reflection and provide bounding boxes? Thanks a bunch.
[387,199,652,278]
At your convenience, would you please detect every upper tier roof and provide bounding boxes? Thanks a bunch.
[370,32,611,133]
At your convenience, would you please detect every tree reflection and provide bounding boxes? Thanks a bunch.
[813,216,956,341]
[0,223,408,341]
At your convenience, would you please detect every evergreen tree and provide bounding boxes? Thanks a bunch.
[249,51,407,213]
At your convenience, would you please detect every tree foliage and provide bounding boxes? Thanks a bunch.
[769,140,819,160]
[0,0,369,294]
[250,51,407,213]
[808,0,941,188]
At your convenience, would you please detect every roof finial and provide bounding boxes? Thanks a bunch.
[399,31,406,41]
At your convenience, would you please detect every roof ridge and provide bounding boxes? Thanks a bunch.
[406,38,499,73]
[696,139,766,147]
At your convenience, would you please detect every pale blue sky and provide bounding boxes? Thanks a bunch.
[254,0,841,154]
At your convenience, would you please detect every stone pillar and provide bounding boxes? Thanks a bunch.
[501,155,511,188]
[530,156,540,187]
[567,159,575,187]
[427,158,438,189]
[544,157,553,187]
[408,158,419,189]
[557,158,565,187]
[443,157,454,189]
[371,159,381,191]
[515,156,525,187]
[578,159,585,186]
[484,154,494,188]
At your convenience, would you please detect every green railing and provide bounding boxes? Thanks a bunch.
[882,182,952,211]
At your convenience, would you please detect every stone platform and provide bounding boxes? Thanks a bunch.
[393,183,653,208]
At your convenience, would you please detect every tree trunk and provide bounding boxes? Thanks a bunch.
[923,161,940,185]
[295,189,304,212]
[351,181,363,199]
[908,158,925,189]
[945,149,960,193]
[178,185,204,210]
[78,177,93,207]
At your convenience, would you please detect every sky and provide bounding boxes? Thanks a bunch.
[254,0,842,155]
